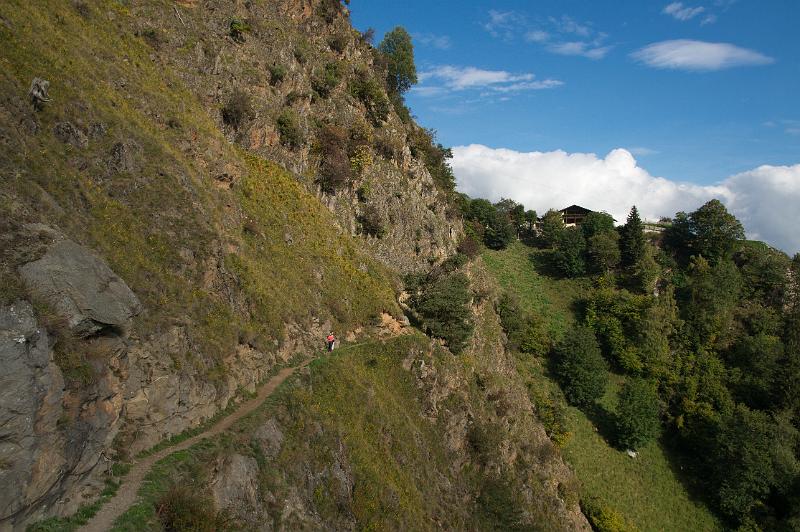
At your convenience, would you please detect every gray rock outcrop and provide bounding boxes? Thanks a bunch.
[0,301,66,524]
[19,238,142,338]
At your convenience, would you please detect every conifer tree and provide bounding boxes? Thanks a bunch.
[620,206,645,268]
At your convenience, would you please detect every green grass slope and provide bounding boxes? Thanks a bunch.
[109,335,474,531]
[481,242,721,532]
[482,242,589,342]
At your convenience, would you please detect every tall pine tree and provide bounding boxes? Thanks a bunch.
[620,206,645,268]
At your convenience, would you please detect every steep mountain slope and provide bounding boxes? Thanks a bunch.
[101,263,589,531]
[0,1,587,530]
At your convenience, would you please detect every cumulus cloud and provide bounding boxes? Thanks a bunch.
[415,66,562,95]
[631,39,774,71]
[663,2,706,21]
[451,144,800,254]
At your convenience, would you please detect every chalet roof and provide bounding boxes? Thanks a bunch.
[558,205,593,215]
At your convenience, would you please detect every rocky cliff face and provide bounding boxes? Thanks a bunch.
[128,0,460,272]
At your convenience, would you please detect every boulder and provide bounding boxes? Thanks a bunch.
[0,301,66,523]
[210,454,259,517]
[253,418,284,458]
[19,238,142,338]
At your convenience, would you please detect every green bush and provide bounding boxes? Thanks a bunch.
[350,69,390,125]
[411,272,473,354]
[229,18,250,43]
[327,31,349,53]
[476,478,526,531]
[529,387,571,447]
[467,422,504,464]
[276,109,302,148]
[358,205,385,238]
[312,61,343,98]
[553,326,608,407]
[316,124,351,193]
[221,89,253,129]
[497,292,548,353]
[615,378,661,450]
[285,90,308,106]
[268,63,287,85]
[294,38,311,63]
[156,485,232,531]
[580,497,638,532]
[408,127,456,194]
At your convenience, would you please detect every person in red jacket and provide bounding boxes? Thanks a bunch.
[326,332,335,352]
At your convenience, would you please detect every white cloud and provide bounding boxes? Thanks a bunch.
[485,11,612,60]
[551,15,592,37]
[415,33,452,50]
[701,14,718,25]
[451,144,800,254]
[724,165,800,253]
[525,30,550,43]
[483,10,523,40]
[415,66,562,95]
[549,41,612,59]
[631,40,774,71]
[663,2,706,21]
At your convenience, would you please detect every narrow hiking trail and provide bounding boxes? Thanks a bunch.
[78,357,316,532]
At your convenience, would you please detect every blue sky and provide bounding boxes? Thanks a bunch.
[349,1,800,253]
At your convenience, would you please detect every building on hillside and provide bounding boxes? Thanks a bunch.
[559,205,594,227]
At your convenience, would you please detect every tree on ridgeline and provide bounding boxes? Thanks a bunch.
[665,200,745,264]
[524,209,538,235]
[619,206,645,268]
[581,211,616,240]
[539,209,565,248]
[378,26,417,95]
[689,199,745,263]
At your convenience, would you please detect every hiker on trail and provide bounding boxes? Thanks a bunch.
[326,332,336,352]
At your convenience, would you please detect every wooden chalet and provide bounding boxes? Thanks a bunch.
[559,205,593,227]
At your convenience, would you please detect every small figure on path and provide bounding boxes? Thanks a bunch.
[326,332,336,352]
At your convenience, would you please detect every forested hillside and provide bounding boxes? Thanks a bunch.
[465,195,800,531]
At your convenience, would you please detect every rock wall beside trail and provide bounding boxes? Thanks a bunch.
[0,228,338,529]
[0,301,64,525]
